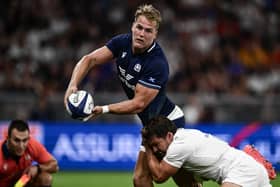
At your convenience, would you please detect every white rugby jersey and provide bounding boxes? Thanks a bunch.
[163,128,231,183]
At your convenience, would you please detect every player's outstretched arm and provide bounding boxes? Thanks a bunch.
[37,158,59,173]
[85,84,159,121]
[64,46,114,107]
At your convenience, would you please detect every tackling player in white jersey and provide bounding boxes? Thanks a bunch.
[142,116,272,187]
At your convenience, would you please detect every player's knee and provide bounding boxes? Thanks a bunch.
[133,172,153,186]
[38,172,53,186]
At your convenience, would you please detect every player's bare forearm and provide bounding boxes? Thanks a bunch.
[65,56,92,103]
[39,159,59,173]
[86,99,143,121]
[68,55,92,87]
[105,84,158,114]
[68,46,113,90]
[145,148,168,183]
[65,46,113,104]
[145,146,179,184]
[109,99,145,114]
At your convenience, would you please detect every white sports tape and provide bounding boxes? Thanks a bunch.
[140,145,146,152]
[102,105,109,114]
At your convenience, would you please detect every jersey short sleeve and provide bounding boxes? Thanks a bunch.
[163,131,194,168]
[28,138,53,163]
[138,55,169,90]
[106,34,130,58]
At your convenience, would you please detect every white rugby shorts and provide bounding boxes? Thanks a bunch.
[222,148,272,187]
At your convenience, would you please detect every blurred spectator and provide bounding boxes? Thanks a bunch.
[238,32,269,70]
[29,94,54,121]
[1,0,280,122]
[183,95,203,125]
[183,95,215,125]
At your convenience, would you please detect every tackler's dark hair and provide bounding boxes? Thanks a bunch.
[142,116,177,142]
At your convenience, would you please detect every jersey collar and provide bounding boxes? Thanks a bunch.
[147,42,156,53]
[2,141,10,158]
[133,42,156,56]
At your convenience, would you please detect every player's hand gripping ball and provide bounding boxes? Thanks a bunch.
[66,90,94,120]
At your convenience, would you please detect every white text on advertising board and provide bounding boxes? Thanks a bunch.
[52,133,141,162]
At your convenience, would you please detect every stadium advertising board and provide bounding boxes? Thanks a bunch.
[1,122,279,171]
[44,122,142,170]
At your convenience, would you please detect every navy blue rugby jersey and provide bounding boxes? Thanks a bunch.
[106,33,177,126]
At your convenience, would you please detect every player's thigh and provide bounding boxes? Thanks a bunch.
[172,168,202,187]
[133,151,152,180]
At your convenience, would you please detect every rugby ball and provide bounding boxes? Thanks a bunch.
[66,90,94,120]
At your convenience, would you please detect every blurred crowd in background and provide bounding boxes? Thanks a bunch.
[0,0,280,124]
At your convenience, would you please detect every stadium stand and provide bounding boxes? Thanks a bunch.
[0,0,280,123]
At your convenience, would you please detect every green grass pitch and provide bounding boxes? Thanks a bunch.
[53,171,280,187]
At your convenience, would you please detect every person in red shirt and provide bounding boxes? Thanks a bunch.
[0,119,59,187]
